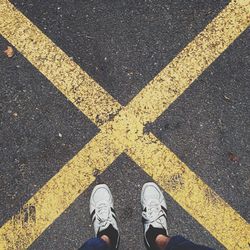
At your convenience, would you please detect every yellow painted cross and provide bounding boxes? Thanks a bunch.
[0,0,249,249]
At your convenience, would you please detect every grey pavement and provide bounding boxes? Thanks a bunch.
[0,0,249,249]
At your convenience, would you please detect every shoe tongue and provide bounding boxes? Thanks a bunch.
[148,199,160,208]
[97,201,110,220]
[147,200,161,219]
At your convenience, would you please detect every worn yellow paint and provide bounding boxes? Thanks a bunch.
[126,133,250,249]
[0,0,249,249]
[0,130,124,250]
[126,0,250,124]
[0,0,121,126]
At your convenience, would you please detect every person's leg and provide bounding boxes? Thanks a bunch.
[79,237,110,250]
[155,234,214,250]
[155,234,170,250]
[140,182,214,250]
[141,182,169,250]
[79,184,120,250]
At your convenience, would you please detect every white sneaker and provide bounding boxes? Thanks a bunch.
[89,184,120,249]
[141,182,168,248]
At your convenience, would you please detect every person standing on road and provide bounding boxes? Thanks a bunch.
[79,182,214,250]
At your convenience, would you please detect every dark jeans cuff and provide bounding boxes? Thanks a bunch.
[165,235,214,250]
[165,235,188,250]
[79,237,110,250]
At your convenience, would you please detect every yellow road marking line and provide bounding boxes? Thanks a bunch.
[126,133,250,249]
[126,0,250,124]
[0,0,121,126]
[0,130,123,250]
[0,0,249,249]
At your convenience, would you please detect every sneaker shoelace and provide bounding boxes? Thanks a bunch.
[96,202,113,228]
[142,200,165,226]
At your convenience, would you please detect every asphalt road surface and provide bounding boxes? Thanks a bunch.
[0,0,249,249]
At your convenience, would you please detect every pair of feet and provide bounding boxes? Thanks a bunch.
[90,182,168,250]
